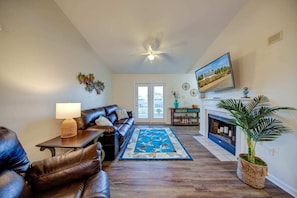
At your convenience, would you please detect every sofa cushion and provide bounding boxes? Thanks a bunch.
[75,108,107,130]
[116,109,129,120]
[107,113,117,124]
[104,105,118,115]
[95,116,113,126]
[115,119,127,125]
[32,180,84,198]
[85,108,106,125]
[118,124,131,138]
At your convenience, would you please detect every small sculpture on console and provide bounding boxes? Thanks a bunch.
[243,87,250,98]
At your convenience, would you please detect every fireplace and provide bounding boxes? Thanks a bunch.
[199,98,248,157]
[208,114,236,155]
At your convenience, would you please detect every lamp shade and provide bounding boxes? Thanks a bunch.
[56,103,81,119]
[56,103,81,138]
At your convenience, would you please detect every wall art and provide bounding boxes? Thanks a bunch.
[182,82,190,90]
[190,89,198,97]
[78,73,105,94]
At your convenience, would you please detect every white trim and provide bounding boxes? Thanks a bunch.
[267,174,297,197]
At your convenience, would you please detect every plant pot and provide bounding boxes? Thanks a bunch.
[237,154,268,189]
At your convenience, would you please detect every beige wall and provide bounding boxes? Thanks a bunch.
[112,74,199,124]
[192,0,297,195]
[0,0,112,162]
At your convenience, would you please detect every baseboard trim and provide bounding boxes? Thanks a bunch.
[267,174,297,197]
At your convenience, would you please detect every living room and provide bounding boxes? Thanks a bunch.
[1,0,297,197]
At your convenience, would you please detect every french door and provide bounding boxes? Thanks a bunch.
[135,83,165,123]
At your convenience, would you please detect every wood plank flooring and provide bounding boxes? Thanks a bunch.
[102,125,292,198]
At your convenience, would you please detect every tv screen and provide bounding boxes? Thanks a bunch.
[195,52,235,93]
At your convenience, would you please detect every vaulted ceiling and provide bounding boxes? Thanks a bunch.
[55,0,246,74]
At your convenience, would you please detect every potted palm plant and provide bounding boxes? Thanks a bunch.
[217,95,295,189]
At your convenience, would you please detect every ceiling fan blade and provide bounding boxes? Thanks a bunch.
[159,53,176,63]
[154,32,164,50]
[140,52,150,56]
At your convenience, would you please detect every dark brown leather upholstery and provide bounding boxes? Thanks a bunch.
[75,104,134,161]
[0,127,110,198]
[0,127,30,173]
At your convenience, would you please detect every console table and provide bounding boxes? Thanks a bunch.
[36,130,105,159]
[170,108,200,126]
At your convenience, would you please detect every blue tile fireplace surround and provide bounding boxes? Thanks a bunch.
[208,114,236,155]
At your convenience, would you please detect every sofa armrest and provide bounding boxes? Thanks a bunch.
[127,111,133,118]
[82,171,110,198]
[86,125,117,134]
[27,143,102,193]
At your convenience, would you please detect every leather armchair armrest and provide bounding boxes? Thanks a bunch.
[0,170,27,198]
[82,171,110,198]
[27,143,102,193]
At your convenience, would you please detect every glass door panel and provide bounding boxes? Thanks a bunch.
[137,85,149,120]
[153,85,164,119]
[135,83,165,123]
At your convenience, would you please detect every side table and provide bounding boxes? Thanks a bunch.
[36,130,105,160]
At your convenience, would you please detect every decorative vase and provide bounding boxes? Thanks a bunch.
[174,100,179,108]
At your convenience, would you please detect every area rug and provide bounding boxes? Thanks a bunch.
[120,127,192,160]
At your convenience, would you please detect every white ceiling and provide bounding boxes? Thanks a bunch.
[55,0,246,74]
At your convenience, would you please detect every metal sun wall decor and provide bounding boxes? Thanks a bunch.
[78,73,105,94]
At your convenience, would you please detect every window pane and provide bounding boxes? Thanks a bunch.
[153,86,164,119]
[138,86,148,119]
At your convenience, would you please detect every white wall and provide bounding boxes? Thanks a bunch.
[112,74,199,124]
[192,0,297,196]
[0,0,112,162]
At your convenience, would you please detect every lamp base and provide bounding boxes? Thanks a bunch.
[61,118,77,138]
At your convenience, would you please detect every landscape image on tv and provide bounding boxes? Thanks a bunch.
[195,53,235,93]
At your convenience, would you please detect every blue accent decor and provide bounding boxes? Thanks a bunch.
[135,129,175,153]
[208,133,235,155]
[120,128,192,160]
[174,100,179,108]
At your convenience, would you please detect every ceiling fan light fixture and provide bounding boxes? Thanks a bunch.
[148,54,155,61]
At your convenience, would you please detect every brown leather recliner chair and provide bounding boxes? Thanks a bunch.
[0,126,110,198]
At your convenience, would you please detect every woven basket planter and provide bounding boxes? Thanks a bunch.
[237,154,268,189]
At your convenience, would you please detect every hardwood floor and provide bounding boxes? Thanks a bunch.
[102,125,292,198]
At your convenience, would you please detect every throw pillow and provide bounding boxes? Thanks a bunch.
[95,116,113,126]
[116,109,129,120]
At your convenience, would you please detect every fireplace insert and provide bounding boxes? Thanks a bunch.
[208,114,236,155]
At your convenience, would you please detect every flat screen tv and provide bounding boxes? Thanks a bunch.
[195,52,235,93]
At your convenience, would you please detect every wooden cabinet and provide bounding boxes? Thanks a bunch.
[170,108,200,126]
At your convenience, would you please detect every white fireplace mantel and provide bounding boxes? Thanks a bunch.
[199,98,250,157]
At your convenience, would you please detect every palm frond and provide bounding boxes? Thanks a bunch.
[217,95,295,144]
[252,118,291,142]
[245,95,269,113]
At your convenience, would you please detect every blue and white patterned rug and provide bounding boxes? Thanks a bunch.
[120,127,192,160]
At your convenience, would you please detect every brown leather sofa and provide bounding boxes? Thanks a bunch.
[0,126,110,198]
[75,104,134,161]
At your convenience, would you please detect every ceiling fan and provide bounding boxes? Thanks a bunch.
[136,32,170,63]
[142,44,157,63]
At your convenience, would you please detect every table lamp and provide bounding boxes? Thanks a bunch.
[56,103,81,138]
